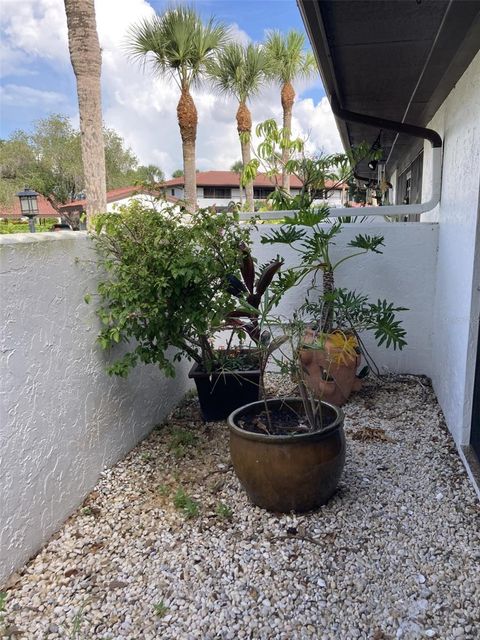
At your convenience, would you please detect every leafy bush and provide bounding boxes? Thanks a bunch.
[91,202,253,377]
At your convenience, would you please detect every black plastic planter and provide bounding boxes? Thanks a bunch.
[188,363,261,421]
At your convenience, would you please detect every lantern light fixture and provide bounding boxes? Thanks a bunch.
[16,187,39,232]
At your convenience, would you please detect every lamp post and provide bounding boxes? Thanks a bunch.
[16,187,39,233]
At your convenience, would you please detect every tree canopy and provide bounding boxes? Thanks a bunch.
[0,114,164,210]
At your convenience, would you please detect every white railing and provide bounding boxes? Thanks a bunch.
[239,147,442,221]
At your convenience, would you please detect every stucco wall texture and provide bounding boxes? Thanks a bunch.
[0,223,439,584]
[251,222,438,376]
[0,232,191,585]
[422,51,480,446]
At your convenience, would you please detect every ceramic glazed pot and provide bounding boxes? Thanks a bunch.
[228,398,345,513]
[299,330,362,406]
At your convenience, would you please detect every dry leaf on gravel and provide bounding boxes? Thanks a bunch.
[350,426,395,443]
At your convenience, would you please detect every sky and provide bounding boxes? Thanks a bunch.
[0,0,342,178]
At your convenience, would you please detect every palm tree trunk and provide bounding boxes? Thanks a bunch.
[281,81,295,194]
[322,267,335,333]
[177,86,198,212]
[237,102,254,211]
[64,0,106,229]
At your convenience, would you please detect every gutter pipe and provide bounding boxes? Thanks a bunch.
[325,95,443,218]
[240,101,443,221]
[241,100,443,221]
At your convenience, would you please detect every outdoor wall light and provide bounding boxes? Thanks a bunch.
[16,187,39,233]
[367,131,382,172]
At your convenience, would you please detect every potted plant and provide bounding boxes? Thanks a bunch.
[188,242,283,420]
[224,121,407,513]
[90,201,282,421]
[227,315,346,513]
[261,205,407,405]
[226,208,408,512]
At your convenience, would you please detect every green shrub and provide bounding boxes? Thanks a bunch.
[91,202,252,377]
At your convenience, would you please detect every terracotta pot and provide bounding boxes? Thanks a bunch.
[228,398,345,513]
[299,330,362,406]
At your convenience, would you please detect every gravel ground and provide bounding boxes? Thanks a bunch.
[1,375,479,640]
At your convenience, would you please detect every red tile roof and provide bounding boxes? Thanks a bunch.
[60,186,178,211]
[0,194,59,218]
[162,171,346,190]
[1,187,177,217]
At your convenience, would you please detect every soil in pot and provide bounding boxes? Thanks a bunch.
[235,402,338,436]
[228,398,345,513]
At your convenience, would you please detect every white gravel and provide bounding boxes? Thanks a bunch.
[2,375,479,640]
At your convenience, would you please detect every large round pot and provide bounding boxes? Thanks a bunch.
[228,398,345,513]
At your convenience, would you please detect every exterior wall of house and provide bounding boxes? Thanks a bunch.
[0,233,191,585]
[107,194,175,213]
[422,50,480,445]
[250,222,438,376]
[196,186,244,209]
[171,185,344,210]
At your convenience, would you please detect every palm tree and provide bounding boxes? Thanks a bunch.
[265,30,316,194]
[208,43,269,211]
[127,7,228,212]
[64,0,107,227]
[230,160,244,205]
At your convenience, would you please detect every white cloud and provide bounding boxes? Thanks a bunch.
[0,0,343,176]
[0,84,66,107]
[0,0,70,75]
[294,96,343,155]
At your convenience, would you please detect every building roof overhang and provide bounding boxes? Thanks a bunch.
[298,0,480,177]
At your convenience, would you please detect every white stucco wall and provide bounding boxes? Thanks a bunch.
[0,233,191,585]
[0,221,440,584]
[422,51,480,445]
[107,194,176,213]
[250,222,438,375]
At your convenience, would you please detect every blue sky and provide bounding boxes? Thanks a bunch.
[0,0,337,174]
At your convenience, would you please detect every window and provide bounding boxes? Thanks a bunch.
[396,152,423,206]
[171,189,175,196]
[253,187,274,199]
[404,172,412,205]
[203,187,232,199]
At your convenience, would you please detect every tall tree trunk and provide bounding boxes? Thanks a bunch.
[64,0,106,229]
[281,81,295,194]
[177,86,198,212]
[322,267,335,333]
[237,102,254,211]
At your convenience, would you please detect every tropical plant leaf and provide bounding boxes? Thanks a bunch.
[226,274,248,297]
[256,259,283,297]
[283,205,330,228]
[348,234,385,254]
[239,248,255,293]
[261,226,306,245]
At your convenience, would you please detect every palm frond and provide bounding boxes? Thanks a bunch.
[126,6,228,89]
[206,42,269,102]
[264,29,316,85]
